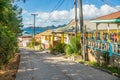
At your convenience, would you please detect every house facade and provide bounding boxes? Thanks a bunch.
[18,34,32,47]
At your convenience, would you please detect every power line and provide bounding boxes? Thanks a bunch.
[52,0,74,24]
[100,0,120,11]
[41,0,65,24]
[50,0,62,12]
[53,0,65,11]
[47,0,65,20]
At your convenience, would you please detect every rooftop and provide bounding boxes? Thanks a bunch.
[93,11,120,20]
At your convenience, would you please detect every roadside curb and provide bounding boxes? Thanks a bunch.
[58,55,120,78]
[77,62,120,78]
[91,66,120,78]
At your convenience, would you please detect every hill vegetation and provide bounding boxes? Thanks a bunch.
[23,24,66,34]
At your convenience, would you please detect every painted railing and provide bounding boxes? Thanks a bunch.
[87,39,120,56]
[87,32,120,43]
[112,43,120,56]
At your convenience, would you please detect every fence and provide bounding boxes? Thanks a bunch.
[86,32,120,67]
[87,39,120,56]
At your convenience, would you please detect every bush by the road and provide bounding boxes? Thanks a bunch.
[0,26,18,68]
[50,42,66,54]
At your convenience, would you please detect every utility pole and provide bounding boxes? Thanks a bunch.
[78,0,85,61]
[74,0,78,37]
[31,13,38,49]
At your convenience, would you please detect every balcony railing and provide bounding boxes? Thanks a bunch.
[87,39,120,56]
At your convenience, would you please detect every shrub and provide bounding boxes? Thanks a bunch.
[65,36,81,57]
[50,42,66,54]
[102,51,110,65]
[0,26,18,67]
[27,38,40,48]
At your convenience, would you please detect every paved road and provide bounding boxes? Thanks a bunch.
[15,48,120,80]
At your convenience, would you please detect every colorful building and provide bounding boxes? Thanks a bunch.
[18,33,32,47]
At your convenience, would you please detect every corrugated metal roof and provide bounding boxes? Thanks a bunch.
[93,11,120,20]
[35,30,52,38]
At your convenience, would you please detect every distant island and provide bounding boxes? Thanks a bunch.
[22,24,66,35]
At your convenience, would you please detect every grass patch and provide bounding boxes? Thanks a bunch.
[84,61,120,76]
[101,65,120,75]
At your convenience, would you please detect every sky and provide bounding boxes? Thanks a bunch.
[16,0,120,27]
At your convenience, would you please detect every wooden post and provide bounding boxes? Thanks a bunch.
[84,25,86,38]
[74,0,78,37]
[45,36,47,40]
[78,0,85,61]
[61,32,64,44]
[51,32,54,47]
[107,23,110,42]
[48,35,51,48]
[117,24,119,42]
[31,13,38,49]
[96,23,99,40]
[84,25,88,61]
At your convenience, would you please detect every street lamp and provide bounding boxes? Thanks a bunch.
[31,13,38,49]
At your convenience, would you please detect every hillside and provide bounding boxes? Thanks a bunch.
[23,24,66,34]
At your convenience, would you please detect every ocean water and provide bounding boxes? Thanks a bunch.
[23,27,51,35]
[23,24,66,35]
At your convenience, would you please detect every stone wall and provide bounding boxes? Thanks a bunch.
[112,54,120,68]
[87,47,120,68]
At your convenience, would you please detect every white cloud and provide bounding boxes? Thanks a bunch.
[83,4,99,19]
[22,4,119,27]
[83,4,118,19]
[22,10,28,14]
[100,4,117,15]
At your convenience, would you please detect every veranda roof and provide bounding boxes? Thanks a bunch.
[35,30,52,38]
[91,11,120,23]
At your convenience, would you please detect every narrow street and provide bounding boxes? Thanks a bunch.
[15,48,120,80]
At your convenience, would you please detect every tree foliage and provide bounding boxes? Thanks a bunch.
[0,0,24,67]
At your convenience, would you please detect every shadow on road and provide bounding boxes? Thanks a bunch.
[16,48,120,80]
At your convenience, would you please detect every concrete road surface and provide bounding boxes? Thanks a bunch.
[15,48,120,80]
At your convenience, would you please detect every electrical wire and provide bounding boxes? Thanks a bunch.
[50,0,62,12]
[53,0,65,11]
[100,0,120,11]
[42,0,65,24]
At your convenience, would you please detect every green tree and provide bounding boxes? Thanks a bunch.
[0,0,25,67]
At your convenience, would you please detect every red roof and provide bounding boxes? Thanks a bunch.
[93,11,120,20]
